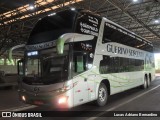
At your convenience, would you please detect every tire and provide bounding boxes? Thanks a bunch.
[147,75,151,88]
[96,83,108,106]
[141,76,147,89]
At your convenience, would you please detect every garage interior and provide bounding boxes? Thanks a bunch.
[0,0,160,118]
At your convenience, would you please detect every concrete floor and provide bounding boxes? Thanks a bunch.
[1,76,160,120]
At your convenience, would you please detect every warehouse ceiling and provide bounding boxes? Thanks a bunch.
[0,0,160,55]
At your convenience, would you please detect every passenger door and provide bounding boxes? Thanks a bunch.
[73,52,89,106]
[17,59,24,76]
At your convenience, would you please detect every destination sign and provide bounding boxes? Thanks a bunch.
[26,40,56,50]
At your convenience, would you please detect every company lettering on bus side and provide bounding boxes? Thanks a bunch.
[106,43,144,58]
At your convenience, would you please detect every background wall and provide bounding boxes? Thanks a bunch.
[0,65,17,74]
[155,53,160,73]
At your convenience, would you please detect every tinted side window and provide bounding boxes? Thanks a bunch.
[99,55,144,74]
[99,56,111,74]
[74,52,87,73]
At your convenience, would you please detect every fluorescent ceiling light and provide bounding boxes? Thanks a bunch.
[48,12,56,16]
[71,7,76,11]
[133,0,138,2]
[29,5,35,10]
[155,20,159,23]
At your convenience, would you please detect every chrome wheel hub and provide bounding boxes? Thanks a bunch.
[99,87,106,102]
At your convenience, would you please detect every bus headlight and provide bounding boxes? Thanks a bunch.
[58,96,68,104]
[22,95,26,101]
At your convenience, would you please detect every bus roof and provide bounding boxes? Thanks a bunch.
[103,17,153,45]
[27,9,152,47]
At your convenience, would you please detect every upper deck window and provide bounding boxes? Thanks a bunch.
[102,22,153,52]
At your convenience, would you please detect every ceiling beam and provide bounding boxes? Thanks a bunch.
[105,0,160,39]
[0,0,83,26]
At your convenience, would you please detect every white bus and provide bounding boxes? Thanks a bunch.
[11,9,155,108]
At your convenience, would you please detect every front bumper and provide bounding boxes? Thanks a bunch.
[18,90,69,108]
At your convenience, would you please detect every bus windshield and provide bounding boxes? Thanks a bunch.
[27,10,76,45]
[23,45,69,85]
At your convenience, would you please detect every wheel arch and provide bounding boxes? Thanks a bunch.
[101,79,111,95]
[95,79,110,106]
[95,79,111,100]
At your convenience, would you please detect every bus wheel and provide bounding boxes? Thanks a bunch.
[141,76,147,89]
[96,83,108,106]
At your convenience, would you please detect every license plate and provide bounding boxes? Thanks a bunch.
[34,100,44,105]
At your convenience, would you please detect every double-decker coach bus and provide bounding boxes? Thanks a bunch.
[10,9,155,108]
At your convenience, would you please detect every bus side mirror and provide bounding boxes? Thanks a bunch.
[17,59,24,75]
